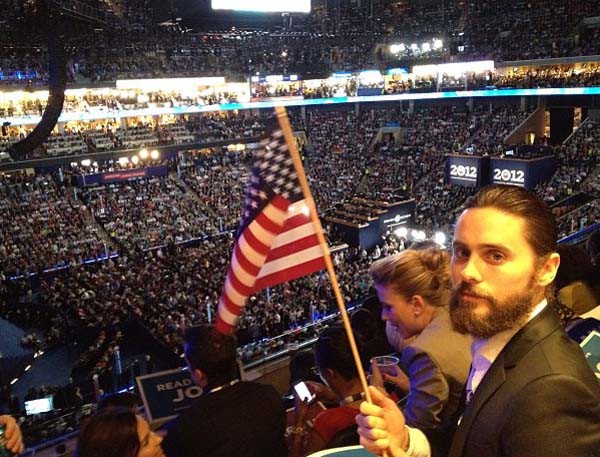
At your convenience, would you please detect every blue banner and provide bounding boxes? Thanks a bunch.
[490,156,555,189]
[446,155,489,188]
[75,165,169,187]
[136,368,202,424]
[357,87,384,96]
[380,200,415,230]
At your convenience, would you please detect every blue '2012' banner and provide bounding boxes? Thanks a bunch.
[490,156,555,190]
[446,154,489,188]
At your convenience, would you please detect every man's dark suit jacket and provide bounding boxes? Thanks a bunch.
[442,305,600,457]
[161,381,288,457]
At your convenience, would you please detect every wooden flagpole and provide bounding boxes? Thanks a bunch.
[274,106,374,405]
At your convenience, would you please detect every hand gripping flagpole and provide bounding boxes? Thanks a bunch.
[274,106,374,406]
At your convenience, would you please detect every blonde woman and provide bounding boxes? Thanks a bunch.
[369,248,471,440]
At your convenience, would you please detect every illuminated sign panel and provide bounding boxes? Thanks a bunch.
[211,0,311,12]
[3,87,600,127]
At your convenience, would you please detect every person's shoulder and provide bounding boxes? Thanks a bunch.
[521,326,599,390]
[500,373,600,456]
[508,372,600,426]
[161,415,188,457]
[235,381,282,401]
[314,406,358,428]
[406,309,471,359]
[318,405,357,416]
[524,370,600,396]
[171,392,212,424]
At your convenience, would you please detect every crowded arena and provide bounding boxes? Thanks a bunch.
[0,1,599,456]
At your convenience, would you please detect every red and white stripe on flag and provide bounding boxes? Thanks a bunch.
[215,199,326,335]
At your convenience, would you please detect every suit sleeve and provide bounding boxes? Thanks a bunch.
[161,412,209,457]
[402,346,450,430]
[500,374,600,457]
[161,416,188,457]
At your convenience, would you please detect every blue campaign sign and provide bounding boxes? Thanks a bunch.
[580,331,600,381]
[379,199,415,230]
[490,158,527,187]
[136,368,203,424]
[490,156,555,189]
[446,154,489,188]
[75,165,169,187]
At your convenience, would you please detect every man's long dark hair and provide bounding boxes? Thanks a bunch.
[463,185,558,259]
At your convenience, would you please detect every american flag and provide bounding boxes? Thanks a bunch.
[215,115,327,335]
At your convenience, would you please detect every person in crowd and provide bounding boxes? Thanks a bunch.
[555,244,600,315]
[384,321,414,353]
[290,326,368,456]
[587,229,600,267]
[585,230,600,302]
[369,248,472,443]
[160,325,287,457]
[586,230,600,298]
[97,393,139,413]
[75,408,163,457]
[0,415,24,455]
[350,308,393,361]
[357,185,600,457]
[288,351,320,394]
[55,442,68,457]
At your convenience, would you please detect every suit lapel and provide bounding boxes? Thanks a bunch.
[448,306,562,457]
[502,306,561,368]
[448,354,506,457]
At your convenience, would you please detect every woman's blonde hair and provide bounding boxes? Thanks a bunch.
[369,247,451,308]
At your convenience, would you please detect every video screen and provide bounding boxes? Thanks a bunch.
[211,0,311,13]
[25,397,54,415]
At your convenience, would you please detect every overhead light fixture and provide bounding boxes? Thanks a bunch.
[394,227,408,238]
[433,232,447,246]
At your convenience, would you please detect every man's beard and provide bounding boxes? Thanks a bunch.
[449,276,538,339]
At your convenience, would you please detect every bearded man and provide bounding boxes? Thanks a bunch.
[356,185,600,457]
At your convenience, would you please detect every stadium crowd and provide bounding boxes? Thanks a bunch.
[79,176,214,251]
[2,1,600,89]
[10,233,398,359]
[0,174,112,278]
[0,112,267,161]
[1,2,600,455]
[495,64,600,89]
[1,103,597,364]
[2,102,597,276]
[178,151,249,233]
[537,119,600,205]
[466,104,535,155]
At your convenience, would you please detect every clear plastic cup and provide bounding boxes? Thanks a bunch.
[370,355,400,377]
